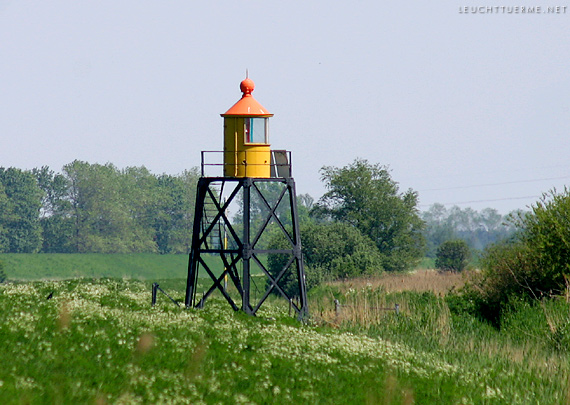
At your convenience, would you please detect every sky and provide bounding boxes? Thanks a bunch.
[1,1,569,214]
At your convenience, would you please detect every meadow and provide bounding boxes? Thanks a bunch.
[0,253,193,280]
[1,257,570,403]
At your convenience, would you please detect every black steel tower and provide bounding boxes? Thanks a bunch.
[184,78,308,318]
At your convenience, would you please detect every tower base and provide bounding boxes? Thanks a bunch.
[184,177,309,318]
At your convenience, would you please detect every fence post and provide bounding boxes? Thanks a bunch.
[334,299,341,322]
[151,283,158,307]
[152,282,181,308]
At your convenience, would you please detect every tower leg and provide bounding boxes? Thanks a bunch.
[287,178,309,318]
[242,178,253,315]
[185,178,208,308]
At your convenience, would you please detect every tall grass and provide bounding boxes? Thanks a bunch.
[326,269,467,296]
[2,277,569,403]
[309,270,570,403]
[2,266,570,402]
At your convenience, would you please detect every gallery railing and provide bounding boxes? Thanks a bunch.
[200,150,292,178]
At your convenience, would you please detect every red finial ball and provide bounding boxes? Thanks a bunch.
[240,78,255,96]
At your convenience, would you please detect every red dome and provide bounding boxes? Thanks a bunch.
[221,77,273,117]
[240,78,255,96]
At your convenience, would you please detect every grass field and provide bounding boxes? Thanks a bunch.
[0,253,267,281]
[0,253,434,282]
[1,268,570,403]
[0,253,189,280]
[1,255,568,402]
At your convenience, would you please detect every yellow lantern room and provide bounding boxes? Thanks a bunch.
[221,78,273,178]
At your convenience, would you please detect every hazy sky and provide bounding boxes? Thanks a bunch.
[1,1,569,214]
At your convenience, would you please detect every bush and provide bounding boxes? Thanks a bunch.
[435,239,471,272]
[466,188,570,323]
[267,222,384,298]
[521,189,570,289]
[464,241,537,325]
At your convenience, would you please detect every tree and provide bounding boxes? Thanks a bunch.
[421,203,455,257]
[0,168,43,253]
[267,222,384,297]
[0,259,6,283]
[0,183,10,252]
[0,161,202,254]
[151,172,197,254]
[421,204,518,256]
[62,161,156,253]
[314,159,425,272]
[515,188,570,294]
[435,239,471,272]
[169,169,199,253]
[296,193,314,224]
[33,166,75,253]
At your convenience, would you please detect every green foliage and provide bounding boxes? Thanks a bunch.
[468,188,570,323]
[301,222,384,280]
[33,166,74,252]
[267,222,384,297]
[314,158,425,272]
[416,257,436,269]
[63,161,156,253]
[435,239,471,272]
[0,167,43,253]
[0,260,6,283]
[421,203,455,257]
[498,297,570,353]
[0,183,10,252]
[468,241,537,324]
[522,189,570,288]
[25,161,201,254]
[150,171,197,254]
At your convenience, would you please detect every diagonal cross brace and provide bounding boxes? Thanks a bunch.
[197,256,239,311]
[198,182,243,248]
[251,253,301,315]
[250,181,294,249]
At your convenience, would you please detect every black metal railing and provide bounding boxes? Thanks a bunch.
[200,150,292,178]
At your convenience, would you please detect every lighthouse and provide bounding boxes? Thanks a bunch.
[185,77,308,318]
[222,77,272,178]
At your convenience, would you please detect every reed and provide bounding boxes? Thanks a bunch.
[326,269,468,296]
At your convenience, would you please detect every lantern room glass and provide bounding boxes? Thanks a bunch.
[244,118,268,144]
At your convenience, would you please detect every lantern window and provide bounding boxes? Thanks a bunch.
[244,118,268,144]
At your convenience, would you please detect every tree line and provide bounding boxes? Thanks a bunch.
[0,161,199,254]
[0,158,516,263]
[421,203,518,258]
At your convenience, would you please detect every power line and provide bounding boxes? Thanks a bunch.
[398,163,570,185]
[418,175,570,192]
[419,195,540,208]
